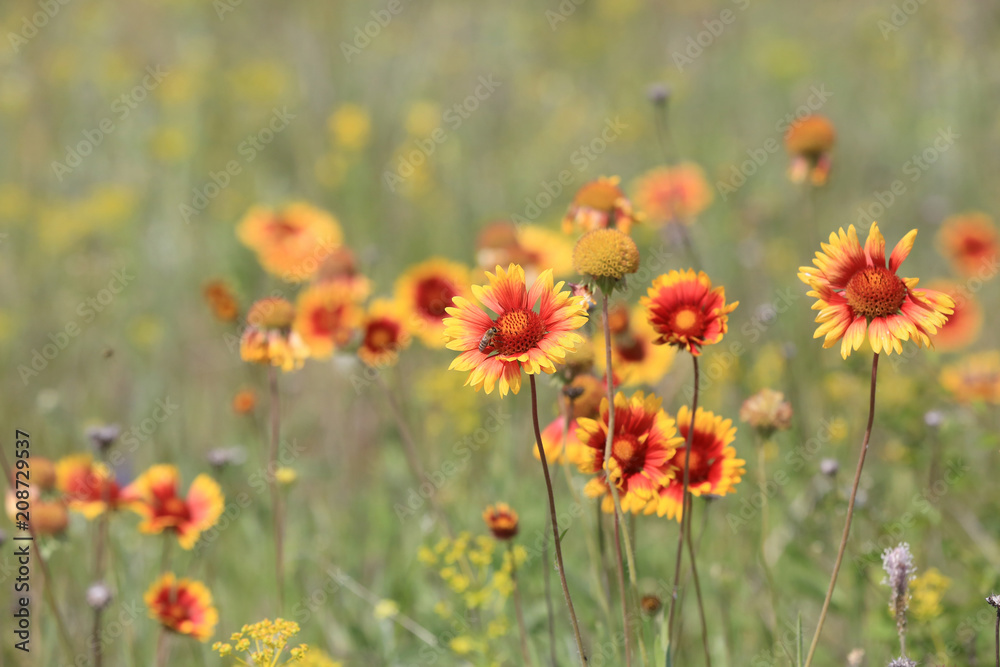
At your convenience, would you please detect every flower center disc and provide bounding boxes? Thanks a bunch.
[670,306,704,336]
[845,267,907,319]
[611,434,642,474]
[416,277,457,319]
[493,309,545,356]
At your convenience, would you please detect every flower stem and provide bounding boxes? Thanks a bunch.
[92,448,111,667]
[684,495,711,667]
[267,365,285,612]
[666,354,699,666]
[994,605,999,667]
[154,627,170,667]
[509,541,534,666]
[600,293,643,665]
[530,374,588,665]
[803,352,879,667]
[542,516,558,667]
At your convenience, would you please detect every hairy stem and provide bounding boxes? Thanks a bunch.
[268,366,285,611]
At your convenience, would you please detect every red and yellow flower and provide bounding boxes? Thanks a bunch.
[240,298,310,371]
[231,388,257,414]
[314,245,372,299]
[482,503,519,540]
[396,258,472,348]
[476,222,574,280]
[940,351,1000,404]
[55,454,125,518]
[596,306,676,386]
[784,115,835,185]
[236,203,342,282]
[562,176,642,235]
[576,392,682,513]
[536,416,587,465]
[293,281,364,358]
[798,223,954,359]
[123,465,224,550]
[643,269,738,356]
[937,212,999,277]
[145,573,218,641]
[645,406,744,521]
[444,264,589,397]
[358,299,411,368]
[925,280,982,351]
[632,163,712,225]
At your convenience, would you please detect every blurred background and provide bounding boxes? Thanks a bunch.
[1,0,999,664]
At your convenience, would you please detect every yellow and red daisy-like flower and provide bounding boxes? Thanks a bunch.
[476,222,574,281]
[940,351,1000,404]
[396,258,472,348]
[240,298,310,372]
[444,264,589,397]
[293,281,364,359]
[482,503,519,540]
[55,454,125,519]
[145,573,218,641]
[798,223,954,359]
[632,163,713,225]
[358,299,411,368]
[536,416,587,465]
[237,203,342,283]
[642,269,739,356]
[562,176,642,235]
[203,280,239,322]
[314,245,372,299]
[596,306,676,387]
[645,405,744,521]
[122,465,224,550]
[925,280,982,351]
[576,392,682,513]
[784,115,836,185]
[937,212,999,278]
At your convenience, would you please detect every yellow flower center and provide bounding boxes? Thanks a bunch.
[845,267,907,319]
[573,229,640,280]
[494,309,545,356]
[248,298,295,329]
[575,180,621,211]
[673,308,698,331]
[611,434,642,474]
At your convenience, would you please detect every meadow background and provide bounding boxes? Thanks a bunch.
[1,0,998,665]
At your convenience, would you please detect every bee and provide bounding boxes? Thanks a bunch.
[479,326,499,353]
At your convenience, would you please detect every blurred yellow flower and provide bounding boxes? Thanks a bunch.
[911,568,951,621]
[328,104,371,151]
[373,599,399,620]
[228,61,289,104]
[275,467,297,485]
[405,101,441,136]
[0,184,30,221]
[150,126,193,162]
[449,636,477,655]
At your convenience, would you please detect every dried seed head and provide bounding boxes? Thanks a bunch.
[86,424,122,452]
[820,458,839,476]
[86,582,112,610]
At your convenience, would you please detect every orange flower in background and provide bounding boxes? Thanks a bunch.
[596,306,677,387]
[643,269,738,356]
[55,454,125,518]
[937,212,999,277]
[646,405,744,521]
[632,163,712,225]
[785,115,835,185]
[940,351,1000,404]
[444,264,589,396]
[358,299,411,368]
[482,503,519,540]
[536,416,587,465]
[563,176,642,235]
[294,281,363,358]
[5,489,68,535]
[314,245,372,299]
[576,392,682,513]
[476,221,575,280]
[19,456,56,490]
[231,388,257,414]
[203,280,239,322]
[925,280,983,351]
[123,465,224,550]
[237,203,342,282]
[240,298,310,371]
[396,258,472,348]
[798,223,954,359]
[560,373,605,419]
[739,389,793,437]
[145,573,218,641]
